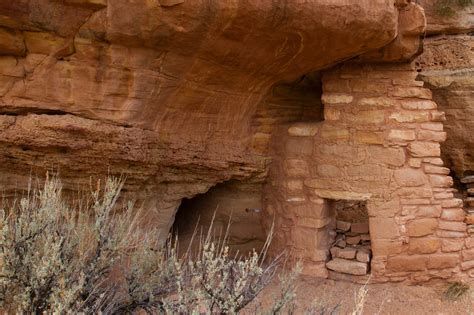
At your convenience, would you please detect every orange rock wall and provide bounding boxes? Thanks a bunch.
[263,62,474,283]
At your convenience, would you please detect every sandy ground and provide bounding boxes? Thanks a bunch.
[248,276,474,315]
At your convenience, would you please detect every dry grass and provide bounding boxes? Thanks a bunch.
[0,175,298,314]
[443,282,470,301]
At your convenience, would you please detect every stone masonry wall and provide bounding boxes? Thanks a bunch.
[262,62,474,283]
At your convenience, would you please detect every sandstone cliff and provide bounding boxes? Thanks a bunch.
[0,0,408,233]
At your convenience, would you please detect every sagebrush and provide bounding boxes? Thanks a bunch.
[0,176,296,314]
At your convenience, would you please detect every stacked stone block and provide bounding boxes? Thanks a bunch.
[327,219,371,276]
[263,62,474,283]
[463,176,474,234]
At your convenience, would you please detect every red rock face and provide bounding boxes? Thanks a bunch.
[5,0,474,284]
[0,0,405,232]
[416,35,474,179]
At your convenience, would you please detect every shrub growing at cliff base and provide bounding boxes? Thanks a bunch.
[0,176,296,314]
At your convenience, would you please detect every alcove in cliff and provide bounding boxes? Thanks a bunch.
[172,181,266,253]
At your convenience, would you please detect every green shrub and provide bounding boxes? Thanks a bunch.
[0,176,296,314]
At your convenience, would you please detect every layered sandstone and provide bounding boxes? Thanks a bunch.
[0,0,409,234]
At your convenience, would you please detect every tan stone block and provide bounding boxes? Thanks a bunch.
[430,111,446,122]
[355,131,384,144]
[465,214,474,225]
[441,209,465,221]
[368,199,401,218]
[371,240,402,257]
[286,138,313,156]
[462,249,474,262]
[65,0,107,8]
[407,218,438,236]
[401,100,437,110]
[429,175,453,188]
[351,222,369,234]
[356,250,370,263]
[420,123,443,131]
[360,234,371,241]
[288,123,319,137]
[416,205,442,218]
[402,205,418,216]
[316,164,342,178]
[408,158,422,168]
[367,146,406,167]
[293,203,328,219]
[423,158,444,166]
[326,258,368,275]
[417,130,447,142]
[388,129,416,142]
[460,261,474,271]
[437,230,466,238]
[434,192,454,200]
[358,97,395,107]
[336,221,351,232]
[398,187,433,199]
[390,87,432,99]
[370,218,400,239]
[426,254,459,269]
[287,180,303,192]
[346,110,385,124]
[321,93,353,104]
[324,108,341,121]
[408,238,440,254]
[394,168,427,187]
[313,189,371,200]
[401,198,431,205]
[387,255,427,272]
[337,247,357,259]
[441,198,463,208]
[346,235,361,245]
[465,238,474,249]
[0,27,25,56]
[441,239,464,252]
[389,111,430,123]
[423,165,450,175]
[439,221,466,232]
[460,176,474,184]
[284,159,310,177]
[351,81,382,93]
[320,125,350,140]
[408,142,440,157]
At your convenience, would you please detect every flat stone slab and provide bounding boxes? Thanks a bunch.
[346,235,361,245]
[356,250,370,263]
[351,222,369,234]
[326,258,368,275]
[336,220,351,232]
[461,176,474,184]
[337,247,357,259]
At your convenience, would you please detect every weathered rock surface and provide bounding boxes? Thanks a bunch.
[0,1,414,235]
[416,35,474,179]
[417,0,473,35]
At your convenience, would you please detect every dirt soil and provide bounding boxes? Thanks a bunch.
[249,276,474,314]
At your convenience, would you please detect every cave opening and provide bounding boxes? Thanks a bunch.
[172,181,266,254]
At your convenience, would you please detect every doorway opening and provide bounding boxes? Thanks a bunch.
[326,200,372,278]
